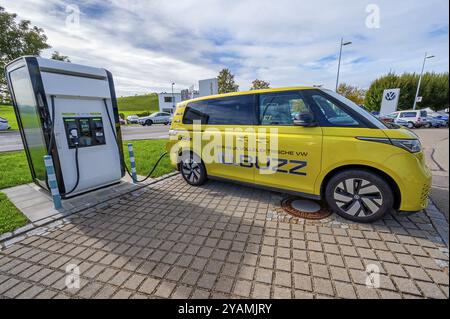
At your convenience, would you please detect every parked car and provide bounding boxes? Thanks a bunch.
[127,115,140,124]
[431,112,449,126]
[0,117,11,130]
[380,110,427,129]
[139,112,172,126]
[167,87,432,223]
[423,116,444,128]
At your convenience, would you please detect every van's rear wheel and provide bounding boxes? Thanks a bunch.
[180,153,207,186]
[325,170,394,223]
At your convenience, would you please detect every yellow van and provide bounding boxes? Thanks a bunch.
[166,87,432,222]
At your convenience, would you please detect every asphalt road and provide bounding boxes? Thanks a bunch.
[414,128,449,220]
[1,125,448,218]
[0,124,170,152]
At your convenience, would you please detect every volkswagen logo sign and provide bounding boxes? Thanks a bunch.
[385,92,397,101]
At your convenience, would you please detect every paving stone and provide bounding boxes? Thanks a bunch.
[313,278,334,296]
[78,282,103,299]
[404,266,432,282]
[392,277,421,296]
[251,283,271,299]
[330,266,351,282]
[255,268,273,284]
[123,274,146,290]
[138,278,160,295]
[112,289,133,299]
[155,281,176,298]
[334,282,357,299]
[233,280,252,297]
[273,286,292,299]
[415,281,446,299]
[214,276,234,293]
[1,175,448,300]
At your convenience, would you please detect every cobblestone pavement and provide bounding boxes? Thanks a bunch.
[0,175,448,299]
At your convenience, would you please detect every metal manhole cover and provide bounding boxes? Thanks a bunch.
[281,197,332,220]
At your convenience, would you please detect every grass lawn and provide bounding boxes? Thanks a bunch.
[0,105,18,130]
[117,94,159,118]
[0,193,28,235]
[122,139,174,178]
[0,140,173,191]
[0,151,32,190]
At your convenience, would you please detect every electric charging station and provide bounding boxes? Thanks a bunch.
[5,56,125,199]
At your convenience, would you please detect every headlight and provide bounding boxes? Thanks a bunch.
[391,139,422,153]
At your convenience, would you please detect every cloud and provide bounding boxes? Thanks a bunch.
[3,0,449,95]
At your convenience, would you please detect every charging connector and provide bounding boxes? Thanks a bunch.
[102,99,167,183]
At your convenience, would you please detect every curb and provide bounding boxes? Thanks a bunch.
[0,171,179,250]
[424,199,449,247]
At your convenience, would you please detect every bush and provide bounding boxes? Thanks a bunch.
[365,72,449,112]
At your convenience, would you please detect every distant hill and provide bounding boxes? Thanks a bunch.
[117,94,159,116]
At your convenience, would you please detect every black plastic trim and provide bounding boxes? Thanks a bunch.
[26,57,66,193]
[208,175,322,200]
[106,70,126,178]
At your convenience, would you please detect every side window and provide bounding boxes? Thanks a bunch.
[401,112,417,118]
[259,91,313,125]
[183,102,209,124]
[183,95,255,125]
[311,94,361,127]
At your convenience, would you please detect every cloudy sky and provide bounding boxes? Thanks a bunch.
[3,0,449,96]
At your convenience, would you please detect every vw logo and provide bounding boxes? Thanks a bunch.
[385,92,397,101]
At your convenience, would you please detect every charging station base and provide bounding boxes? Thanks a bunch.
[1,177,140,225]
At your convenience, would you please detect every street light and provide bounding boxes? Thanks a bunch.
[413,53,435,110]
[335,38,352,92]
[171,82,175,110]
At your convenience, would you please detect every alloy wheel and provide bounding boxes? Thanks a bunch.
[333,178,383,217]
[181,157,202,184]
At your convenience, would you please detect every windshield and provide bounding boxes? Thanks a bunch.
[320,89,388,129]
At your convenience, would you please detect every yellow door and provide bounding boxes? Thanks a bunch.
[183,94,257,184]
[255,91,323,196]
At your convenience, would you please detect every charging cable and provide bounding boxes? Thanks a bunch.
[47,95,80,196]
[102,99,167,183]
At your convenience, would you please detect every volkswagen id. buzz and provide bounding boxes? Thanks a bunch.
[166,87,432,223]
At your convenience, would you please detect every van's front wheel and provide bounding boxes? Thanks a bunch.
[179,153,207,186]
[325,170,394,223]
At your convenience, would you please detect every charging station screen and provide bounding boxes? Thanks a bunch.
[8,66,48,182]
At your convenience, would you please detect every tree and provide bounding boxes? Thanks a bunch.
[364,72,449,112]
[0,6,50,104]
[217,68,239,94]
[337,83,366,105]
[51,51,70,62]
[250,79,270,90]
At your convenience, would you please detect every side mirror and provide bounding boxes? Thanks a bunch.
[293,113,317,127]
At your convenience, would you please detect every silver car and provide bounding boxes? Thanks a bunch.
[139,112,172,126]
[0,117,11,130]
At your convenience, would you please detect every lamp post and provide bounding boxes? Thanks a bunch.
[413,53,435,110]
[171,82,175,111]
[335,38,352,92]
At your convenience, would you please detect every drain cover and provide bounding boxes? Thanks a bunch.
[281,197,331,220]
[291,200,321,213]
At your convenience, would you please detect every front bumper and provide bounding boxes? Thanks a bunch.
[385,151,432,212]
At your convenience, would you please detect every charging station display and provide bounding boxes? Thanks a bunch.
[5,57,125,198]
[63,117,106,148]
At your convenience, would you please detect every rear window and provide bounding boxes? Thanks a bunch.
[183,94,255,125]
[420,111,427,117]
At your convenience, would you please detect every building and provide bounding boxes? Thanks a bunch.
[199,78,218,97]
[158,78,217,113]
[158,93,182,113]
